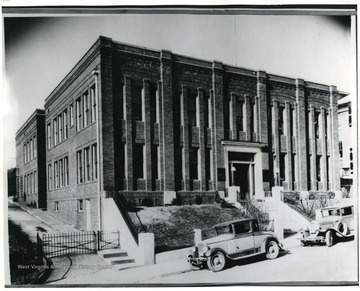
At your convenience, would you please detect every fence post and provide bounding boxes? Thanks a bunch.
[93,231,97,251]
[97,231,100,250]
[117,231,120,248]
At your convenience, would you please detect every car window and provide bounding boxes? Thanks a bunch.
[341,207,353,216]
[252,220,259,232]
[234,222,251,235]
[215,225,232,235]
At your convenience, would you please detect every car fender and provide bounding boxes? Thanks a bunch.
[205,247,230,259]
[261,237,281,252]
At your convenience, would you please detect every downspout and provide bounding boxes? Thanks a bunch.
[92,67,102,231]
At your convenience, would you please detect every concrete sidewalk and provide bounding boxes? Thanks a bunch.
[9,199,80,233]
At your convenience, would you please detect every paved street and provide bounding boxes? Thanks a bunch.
[7,200,358,285]
[143,236,358,284]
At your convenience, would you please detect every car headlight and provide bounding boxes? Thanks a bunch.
[191,246,198,253]
[198,243,210,253]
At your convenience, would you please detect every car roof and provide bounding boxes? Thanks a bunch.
[320,205,353,210]
[213,218,255,228]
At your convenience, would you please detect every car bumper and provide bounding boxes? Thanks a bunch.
[187,255,208,265]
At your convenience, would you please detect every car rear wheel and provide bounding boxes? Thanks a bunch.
[266,241,280,259]
[207,251,226,272]
[325,230,334,247]
[337,222,348,235]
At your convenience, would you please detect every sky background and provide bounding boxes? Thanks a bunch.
[3,10,356,168]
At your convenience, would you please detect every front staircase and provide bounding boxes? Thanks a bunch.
[97,248,139,271]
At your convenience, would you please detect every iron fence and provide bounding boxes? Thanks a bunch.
[37,230,120,258]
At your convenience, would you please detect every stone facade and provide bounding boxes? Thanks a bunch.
[15,36,345,230]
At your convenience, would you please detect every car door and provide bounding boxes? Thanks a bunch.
[233,221,255,258]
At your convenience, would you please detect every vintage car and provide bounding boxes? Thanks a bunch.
[300,205,354,247]
[187,218,283,272]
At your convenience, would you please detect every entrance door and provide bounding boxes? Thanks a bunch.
[233,163,250,200]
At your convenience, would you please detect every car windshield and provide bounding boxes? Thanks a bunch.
[321,209,340,217]
[215,225,233,235]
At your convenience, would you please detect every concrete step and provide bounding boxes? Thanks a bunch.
[110,258,136,265]
[97,248,137,269]
[98,248,128,258]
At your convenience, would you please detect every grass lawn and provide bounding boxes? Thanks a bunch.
[8,220,44,285]
[128,204,246,253]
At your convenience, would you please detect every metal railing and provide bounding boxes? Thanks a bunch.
[37,230,120,258]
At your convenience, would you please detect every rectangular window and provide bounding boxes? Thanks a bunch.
[314,112,320,138]
[54,161,59,189]
[249,102,255,134]
[91,85,97,123]
[280,153,286,182]
[316,156,321,182]
[58,113,63,143]
[48,164,52,191]
[83,91,90,128]
[204,93,209,128]
[24,144,26,164]
[91,144,98,180]
[290,107,295,137]
[55,201,59,212]
[33,136,37,158]
[133,143,144,183]
[188,91,198,126]
[76,97,82,131]
[278,107,284,135]
[132,85,143,121]
[77,199,84,212]
[339,142,343,158]
[47,123,51,149]
[150,84,157,124]
[70,103,74,127]
[59,159,63,188]
[30,139,33,160]
[236,101,244,132]
[349,107,352,127]
[34,171,37,193]
[64,157,69,186]
[189,147,198,180]
[84,147,90,182]
[77,150,83,184]
[54,118,58,146]
[63,109,68,140]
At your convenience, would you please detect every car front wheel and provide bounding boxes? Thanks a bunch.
[207,251,226,272]
[266,241,280,259]
[325,230,334,247]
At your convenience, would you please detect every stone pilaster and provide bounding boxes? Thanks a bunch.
[257,71,268,144]
[320,107,328,190]
[212,61,225,190]
[180,86,190,190]
[160,50,175,191]
[330,86,341,191]
[285,102,293,190]
[230,93,236,140]
[272,100,280,186]
[143,79,152,190]
[309,105,317,190]
[295,79,308,191]
[198,88,206,190]
[123,76,133,190]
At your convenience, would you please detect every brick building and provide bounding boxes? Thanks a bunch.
[16,36,345,230]
[15,109,46,208]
